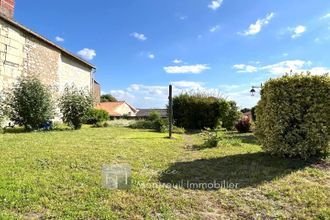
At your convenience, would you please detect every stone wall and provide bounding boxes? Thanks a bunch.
[0,19,26,92]
[58,55,92,92]
[0,18,93,98]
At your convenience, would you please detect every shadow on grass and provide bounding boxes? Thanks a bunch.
[190,143,217,151]
[224,132,259,145]
[2,127,71,134]
[2,127,26,134]
[159,152,320,190]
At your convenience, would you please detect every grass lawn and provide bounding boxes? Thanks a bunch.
[0,126,329,219]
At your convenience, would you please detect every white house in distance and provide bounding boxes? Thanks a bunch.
[0,0,100,103]
[96,102,138,117]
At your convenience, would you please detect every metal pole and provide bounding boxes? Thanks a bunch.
[169,85,173,139]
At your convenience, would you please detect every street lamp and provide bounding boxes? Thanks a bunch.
[250,84,262,96]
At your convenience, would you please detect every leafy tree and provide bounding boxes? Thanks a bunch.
[222,101,241,130]
[101,94,117,102]
[59,86,93,129]
[5,77,54,130]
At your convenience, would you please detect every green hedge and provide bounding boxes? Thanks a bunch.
[172,93,239,130]
[255,74,330,159]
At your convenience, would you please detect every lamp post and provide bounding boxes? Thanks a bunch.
[250,84,263,96]
[168,85,173,139]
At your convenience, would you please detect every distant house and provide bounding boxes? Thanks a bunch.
[243,111,252,121]
[96,102,138,117]
[136,109,167,118]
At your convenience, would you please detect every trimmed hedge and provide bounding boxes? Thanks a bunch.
[255,74,330,159]
[172,93,239,130]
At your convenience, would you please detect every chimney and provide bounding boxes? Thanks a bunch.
[0,0,15,19]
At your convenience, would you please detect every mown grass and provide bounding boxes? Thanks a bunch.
[0,127,329,219]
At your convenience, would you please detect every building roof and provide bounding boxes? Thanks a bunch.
[136,109,168,118]
[96,102,137,116]
[0,14,95,69]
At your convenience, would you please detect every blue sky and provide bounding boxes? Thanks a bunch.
[15,0,330,108]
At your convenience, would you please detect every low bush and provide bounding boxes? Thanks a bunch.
[200,128,222,148]
[255,74,330,159]
[92,121,110,128]
[235,116,251,133]
[59,86,93,130]
[130,111,169,132]
[172,126,186,134]
[129,120,155,129]
[84,109,109,125]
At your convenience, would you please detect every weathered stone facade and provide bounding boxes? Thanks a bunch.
[0,16,95,99]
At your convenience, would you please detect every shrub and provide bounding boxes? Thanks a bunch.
[235,116,251,133]
[129,120,155,129]
[5,77,54,130]
[172,126,186,134]
[129,111,168,132]
[222,101,241,130]
[200,128,222,148]
[59,86,93,130]
[84,109,109,125]
[255,74,330,159]
[148,110,161,121]
[173,92,237,130]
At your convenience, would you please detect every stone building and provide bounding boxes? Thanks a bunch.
[0,0,100,104]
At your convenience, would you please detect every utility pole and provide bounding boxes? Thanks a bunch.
[168,85,173,139]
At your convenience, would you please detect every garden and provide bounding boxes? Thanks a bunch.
[0,74,329,219]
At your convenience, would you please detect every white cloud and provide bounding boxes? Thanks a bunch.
[232,64,258,73]
[291,25,306,39]
[77,48,96,61]
[283,53,289,57]
[148,53,155,59]
[171,81,204,89]
[164,64,210,74]
[233,59,330,75]
[130,32,147,41]
[179,15,188,20]
[208,0,223,10]
[261,60,309,74]
[241,12,275,36]
[173,59,182,64]
[209,25,220,32]
[306,67,330,75]
[321,13,330,19]
[110,90,135,101]
[55,36,64,42]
